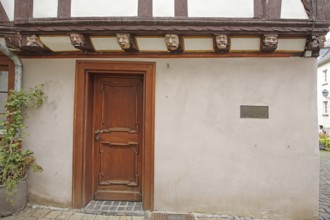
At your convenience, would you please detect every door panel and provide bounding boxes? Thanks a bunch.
[93,75,143,201]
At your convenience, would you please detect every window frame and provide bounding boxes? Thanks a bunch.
[0,58,15,92]
[0,58,15,116]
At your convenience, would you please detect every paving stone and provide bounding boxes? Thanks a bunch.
[105,201,114,206]
[15,217,37,220]
[108,216,120,220]
[82,214,97,220]
[32,208,51,217]
[94,215,109,220]
[56,211,75,220]
[132,216,144,220]
[119,216,132,220]
[68,212,86,220]
[45,210,63,219]
[101,206,110,211]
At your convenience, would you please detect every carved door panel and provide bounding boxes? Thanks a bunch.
[93,75,143,201]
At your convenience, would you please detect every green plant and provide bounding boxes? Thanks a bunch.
[320,132,330,151]
[0,85,46,191]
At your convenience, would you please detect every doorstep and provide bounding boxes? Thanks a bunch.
[83,200,145,216]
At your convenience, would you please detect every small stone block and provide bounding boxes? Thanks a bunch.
[56,211,75,220]
[69,213,85,220]
[32,209,50,217]
[45,210,62,218]
[101,206,110,211]
[113,201,121,206]
[118,207,126,211]
[110,207,118,211]
[94,216,109,220]
[120,202,127,206]
[82,214,97,220]
[105,201,113,206]
[94,206,102,210]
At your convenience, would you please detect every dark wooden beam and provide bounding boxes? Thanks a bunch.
[0,2,9,22]
[254,0,265,19]
[267,0,282,19]
[175,0,188,17]
[58,0,71,18]
[15,0,33,21]
[317,0,330,20]
[138,0,152,17]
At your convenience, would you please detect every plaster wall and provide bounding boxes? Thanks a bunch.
[71,0,138,17]
[33,0,58,18]
[22,58,319,219]
[317,62,330,132]
[153,0,174,17]
[187,0,253,18]
[281,0,308,19]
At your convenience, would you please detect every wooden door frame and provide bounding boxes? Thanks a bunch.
[72,61,155,210]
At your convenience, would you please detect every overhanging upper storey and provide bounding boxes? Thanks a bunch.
[0,0,329,57]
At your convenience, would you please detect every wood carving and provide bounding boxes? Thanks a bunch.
[261,34,278,52]
[214,34,230,53]
[69,33,94,52]
[116,33,138,52]
[165,34,183,53]
[4,34,21,51]
[306,35,326,56]
[20,34,51,53]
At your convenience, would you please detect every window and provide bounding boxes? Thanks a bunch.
[324,69,328,83]
[324,101,328,114]
[0,59,15,130]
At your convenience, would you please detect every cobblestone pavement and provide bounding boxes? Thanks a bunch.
[320,151,330,220]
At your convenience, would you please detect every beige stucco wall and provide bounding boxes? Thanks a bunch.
[22,58,319,219]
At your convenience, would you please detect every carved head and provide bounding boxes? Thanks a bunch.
[70,33,85,47]
[116,33,131,50]
[262,34,278,51]
[310,35,326,49]
[215,34,229,50]
[26,35,44,47]
[165,34,179,51]
[263,35,278,47]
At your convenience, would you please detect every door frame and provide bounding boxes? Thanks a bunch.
[72,61,155,210]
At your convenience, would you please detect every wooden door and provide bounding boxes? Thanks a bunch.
[93,75,143,201]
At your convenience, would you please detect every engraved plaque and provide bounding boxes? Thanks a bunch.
[240,105,269,119]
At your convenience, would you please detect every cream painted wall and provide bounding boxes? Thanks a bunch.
[33,0,58,18]
[188,0,253,18]
[153,0,174,17]
[21,58,319,219]
[22,59,75,206]
[281,0,308,19]
[71,0,138,17]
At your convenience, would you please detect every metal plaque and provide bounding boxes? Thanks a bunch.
[240,105,269,119]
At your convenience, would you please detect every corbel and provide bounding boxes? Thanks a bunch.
[164,34,183,53]
[69,33,95,52]
[305,35,326,57]
[116,33,138,52]
[213,34,230,53]
[261,34,278,52]
[4,34,22,51]
[20,34,51,53]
